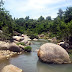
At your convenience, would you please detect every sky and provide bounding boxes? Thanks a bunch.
[3,0,72,19]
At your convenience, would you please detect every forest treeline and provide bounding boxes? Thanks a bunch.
[0,0,72,41]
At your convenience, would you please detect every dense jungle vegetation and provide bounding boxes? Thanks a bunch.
[0,0,72,42]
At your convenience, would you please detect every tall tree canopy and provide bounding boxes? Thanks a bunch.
[0,0,13,40]
[0,0,72,42]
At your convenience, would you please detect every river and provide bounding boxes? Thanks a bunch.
[0,39,72,72]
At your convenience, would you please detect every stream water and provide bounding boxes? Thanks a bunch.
[0,39,72,72]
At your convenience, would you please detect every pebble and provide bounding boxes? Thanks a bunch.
[0,50,18,60]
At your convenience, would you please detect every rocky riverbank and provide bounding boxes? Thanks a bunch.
[0,34,32,60]
[0,50,20,60]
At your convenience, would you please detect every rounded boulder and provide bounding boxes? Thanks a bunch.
[8,43,20,52]
[0,41,9,50]
[1,64,22,72]
[38,43,71,64]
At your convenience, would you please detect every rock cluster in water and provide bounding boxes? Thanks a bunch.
[0,34,33,60]
[13,34,32,45]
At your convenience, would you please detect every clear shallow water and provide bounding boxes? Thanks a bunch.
[0,39,72,72]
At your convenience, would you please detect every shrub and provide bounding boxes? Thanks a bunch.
[0,32,12,40]
[49,33,56,38]
[29,35,39,39]
[24,46,32,52]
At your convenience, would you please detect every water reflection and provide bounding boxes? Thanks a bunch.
[37,60,72,72]
[31,39,48,51]
[37,60,55,72]
[23,52,31,56]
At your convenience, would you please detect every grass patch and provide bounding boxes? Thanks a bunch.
[17,42,25,46]
[24,46,32,52]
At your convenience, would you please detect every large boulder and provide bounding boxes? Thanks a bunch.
[21,40,31,46]
[8,43,20,52]
[38,43,71,64]
[0,41,9,50]
[23,35,31,41]
[21,39,28,44]
[48,37,57,43]
[39,34,45,38]
[26,41,32,45]
[13,36,24,41]
[1,64,22,72]
[58,42,69,49]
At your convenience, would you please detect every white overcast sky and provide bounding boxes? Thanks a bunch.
[3,0,72,19]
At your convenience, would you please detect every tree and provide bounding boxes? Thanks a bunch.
[25,16,29,21]
[0,1,13,40]
[57,8,64,19]
[64,7,72,23]
[0,0,4,7]
[38,16,44,21]
[46,16,51,20]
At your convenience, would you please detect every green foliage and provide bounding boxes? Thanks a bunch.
[24,46,32,52]
[14,7,72,41]
[0,0,4,7]
[49,33,56,38]
[0,2,13,40]
[29,34,39,39]
[46,16,51,20]
[17,42,25,46]
[67,20,72,36]
[57,8,64,19]
[25,16,29,21]
[38,16,44,21]
[0,1,72,43]
[64,7,72,23]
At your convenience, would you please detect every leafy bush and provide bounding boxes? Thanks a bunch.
[29,35,39,39]
[0,31,12,40]
[24,46,32,52]
[17,42,25,46]
[49,33,56,38]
